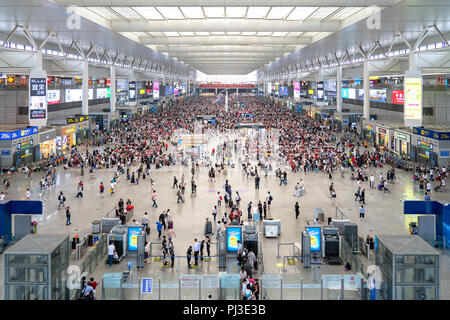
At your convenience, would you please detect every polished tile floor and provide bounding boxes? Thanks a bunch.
[1,131,449,300]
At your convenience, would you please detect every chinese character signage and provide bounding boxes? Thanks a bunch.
[29,70,48,126]
[153,81,159,100]
[294,81,300,101]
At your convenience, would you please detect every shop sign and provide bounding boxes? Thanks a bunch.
[418,140,433,151]
[62,125,76,136]
[29,71,48,125]
[395,133,408,141]
[365,125,374,131]
[404,73,423,127]
[17,139,33,150]
[67,116,89,124]
[0,127,38,141]
[343,275,361,289]
[377,127,387,134]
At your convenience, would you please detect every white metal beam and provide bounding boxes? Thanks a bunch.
[142,36,312,46]
[112,20,340,33]
[51,0,398,7]
[157,45,296,53]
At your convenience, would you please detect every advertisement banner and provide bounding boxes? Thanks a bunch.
[153,81,159,100]
[127,226,142,252]
[65,89,83,102]
[141,278,153,294]
[342,88,356,99]
[404,73,423,127]
[392,90,404,104]
[226,226,242,252]
[267,82,272,95]
[305,227,321,252]
[47,90,60,104]
[358,89,386,102]
[294,81,300,101]
[97,88,109,99]
[29,70,48,126]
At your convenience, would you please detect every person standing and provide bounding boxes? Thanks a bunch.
[266,192,273,208]
[235,192,241,207]
[247,248,256,271]
[173,176,178,189]
[370,174,375,189]
[187,245,193,268]
[152,190,158,208]
[156,219,162,239]
[263,202,267,220]
[142,212,149,231]
[354,187,361,201]
[255,175,260,190]
[295,202,300,219]
[167,227,175,243]
[99,182,105,198]
[200,240,205,261]
[359,205,365,219]
[206,236,211,258]
[108,242,116,267]
[65,206,71,225]
[193,239,201,266]
[217,192,222,207]
[169,243,175,268]
[26,188,31,200]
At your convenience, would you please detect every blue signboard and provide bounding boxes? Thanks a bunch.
[128,226,142,252]
[305,227,321,252]
[226,226,242,252]
[0,126,38,141]
[296,105,303,113]
[413,127,450,140]
[141,278,153,294]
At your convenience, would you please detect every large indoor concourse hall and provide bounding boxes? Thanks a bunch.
[0,0,449,308]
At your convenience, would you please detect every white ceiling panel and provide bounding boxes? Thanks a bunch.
[286,7,318,21]
[211,31,225,35]
[87,7,121,20]
[329,7,363,20]
[227,32,241,35]
[257,32,271,36]
[308,7,340,20]
[286,32,304,37]
[246,7,270,19]
[195,32,210,36]
[179,31,196,36]
[204,7,225,18]
[226,7,247,18]
[133,7,164,20]
[112,7,142,20]
[180,7,204,19]
[266,7,294,19]
[157,7,184,19]
[242,32,256,35]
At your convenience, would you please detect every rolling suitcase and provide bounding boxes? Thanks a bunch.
[204,220,212,236]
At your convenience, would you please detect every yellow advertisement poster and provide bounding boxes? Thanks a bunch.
[404,77,422,121]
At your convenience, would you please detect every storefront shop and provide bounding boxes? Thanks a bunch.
[38,129,57,160]
[0,127,39,168]
[393,130,412,158]
[376,125,391,149]
[55,125,77,154]
[412,127,450,167]
[67,116,90,143]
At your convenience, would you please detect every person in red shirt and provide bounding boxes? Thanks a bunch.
[89,277,98,290]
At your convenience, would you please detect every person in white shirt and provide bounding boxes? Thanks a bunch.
[142,212,149,230]
[108,242,116,266]
[370,175,375,188]
[25,188,31,200]
[193,239,201,266]
[0,192,5,200]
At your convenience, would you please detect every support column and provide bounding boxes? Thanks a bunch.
[225,90,229,112]
[409,50,416,71]
[81,60,89,115]
[215,88,217,95]
[336,66,342,113]
[363,59,370,120]
[35,49,43,71]
[110,66,116,113]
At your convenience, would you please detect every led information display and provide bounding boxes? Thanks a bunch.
[294,81,300,101]
[404,75,423,127]
[153,81,159,100]
[29,73,47,124]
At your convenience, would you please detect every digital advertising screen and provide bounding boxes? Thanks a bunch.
[267,82,272,95]
[392,90,404,104]
[226,227,242,252]
[357,89,387,102]
[88,88,94,100]
[29,74,47,124]
[174,82,179,95]
[182,82,186,94]
[308,89,314,95]
[128,226,142,252]
[305,227,321,252]
[153,81,159,99]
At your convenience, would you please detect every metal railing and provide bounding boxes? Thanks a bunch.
[335,207,350,220]
[277,242,296,258]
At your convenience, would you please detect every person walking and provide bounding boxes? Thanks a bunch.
[173,176,178,189]
[212,206,217,222]
[99,182,105,198]
[255,175,260,190]
[295,202,300,219]
[159,211,167,230]
[217,192,222,207]
[26,188,31,200]
[369,174,375,189]
[76,184,83,199]
[152,190,158,208]
[206,236,211,258]
[247,201,253,220]
[266,192,273,208]
[193,239,201,266]
[65,206,71,225]
[142,212,149,231]
[359,205,365,219]
[354,187,361,201]
[359,188,366,205]
[58,191,66,209]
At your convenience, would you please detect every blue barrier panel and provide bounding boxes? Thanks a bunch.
[0,200,43,239]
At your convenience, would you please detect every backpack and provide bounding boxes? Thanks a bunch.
[269,195,273,201]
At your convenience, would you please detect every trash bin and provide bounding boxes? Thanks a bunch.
[92,220,101,234]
